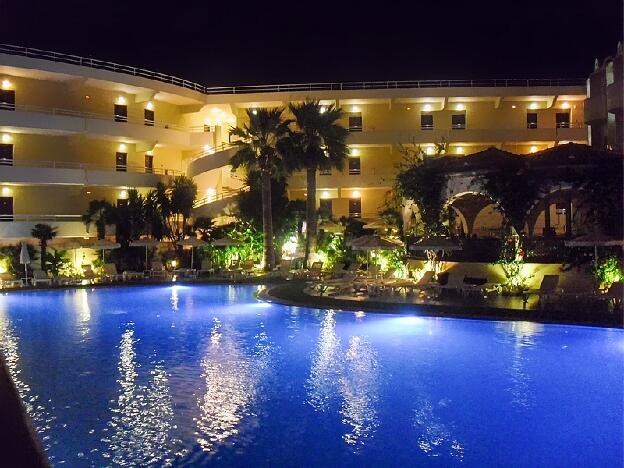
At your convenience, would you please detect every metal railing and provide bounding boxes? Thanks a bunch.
[0,214,82,222]
[189,142,236,162]
[0,157,181,176]
[0,43,586,97]
[193,186,249,208]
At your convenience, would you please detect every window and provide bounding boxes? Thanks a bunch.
[349,198,362,218]
[145,154,154,173]
[0,196,13,221]
[319,199,332,217]
[527,112,538,129]
[320,167,331,176]
[451,113,466,130]
[348,114,363,132]
[114,104,128,122]
[116,152,127,172]
[556,112,570,129]
[421,113,434,130]
[0,90,15,111]
[0,144,13,165]
[348,157,361,175]
[606,61,614,85]
[144,108,155,126]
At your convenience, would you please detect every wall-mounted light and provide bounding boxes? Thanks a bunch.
[118,143,127,152]
[146,150,153,156]
[455,103,465,111]
[351,190,361,198]
[529,102,538,110]
[119,190,128,199]
[321,190,330,199]
[422,104,433,112]
[511,104,517,109]
[426,145,435,155]
[319,106,327,114]
[405,106,411,111]
[1,134,12,144]
[351,106,361,113]
[561,101,570,109]
[1,79,12,90]
[350,148,360,157]
[206,187,216,201]
[456,146,464,154]
[251,108,258,115]
[116,96,127,106]
[1,187,11,196]
[145,101,154,111]
[529,146,538,153]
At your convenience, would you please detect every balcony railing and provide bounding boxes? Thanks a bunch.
[0,157,181,176]
[189,142,236,162]
[193,186,249,208]
[0,214,82,222]
[0,43,586,97]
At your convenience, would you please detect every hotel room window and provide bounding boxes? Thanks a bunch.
[348,114,363,132]
[145,154,154,173]
[421,113,434,130]
[348,157,361,175]
[349,198,362,218]
[556,112,570,129]
[114,104,128,122]
[116,152,127,172]
[0,196,13,221]
[320,167,331,175]
[0,143,13,165]
[144,108,155,126]
[527,112,538,129]
[319,199,332,217]
[0,89,15,111]
[451,113,466,130]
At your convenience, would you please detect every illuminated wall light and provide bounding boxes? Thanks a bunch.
[321,190,330,199]
[455,103,465,111]
[1,79,12,90]
[405,106,412,111]
[319,106,327,114]
[350,148,360,157]
[351,190,361,198]
[456,146,464,154]
[561,101,570,109]
[146,150,153,156]
[529,146,538,153]
[1,134,12,144]
[145,101,154,111]
[351,106,361,113]
[118,143,127,152]
[251,108,258,115]
[206,187,216,201]
[1,187,11,196]
[529,102,538,110]
[426,146,435,155]
[511,104,517,109]
[115,96,127,106]
[119,190,128,199]
[422,104,433,112]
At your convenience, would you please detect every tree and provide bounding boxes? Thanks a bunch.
[82,200,115,239]
[31,223,57,271]
[229,108,291,270]
[285,100,349,266]
[152,176,198,246]
[113,189,147,245]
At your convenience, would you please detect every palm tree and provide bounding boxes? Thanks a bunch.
[230,108,291,271]
[31,223,57,271]
[152,176,198,246]
[82,200,115,239]
[286,100,349,266]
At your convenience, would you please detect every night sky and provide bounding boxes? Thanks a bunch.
[0,0,622,87]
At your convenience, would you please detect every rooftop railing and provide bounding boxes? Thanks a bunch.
[0,43,586,97]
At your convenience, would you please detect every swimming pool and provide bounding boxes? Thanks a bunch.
[0,284,621,467]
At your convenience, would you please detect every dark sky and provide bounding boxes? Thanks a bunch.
[0,0,622,86]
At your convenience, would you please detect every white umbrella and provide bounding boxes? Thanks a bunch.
[130,239,161,267]
[19,242,30,280]
[211,237,242,247]
[565,233,624,268]
[318,220,345,234]
[58,240,83,267]
[349,235,403,272]
[89,239,120,262]
[177,237,207,269]
[363,219,391,230]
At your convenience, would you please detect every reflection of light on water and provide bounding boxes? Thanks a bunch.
[195,319,271,453]
[497,321,544,408]
[339,336,379,446]
[413,398,464,461]
[307,311,341,411]
[170,287,179,311]
[104,326,179,465]
[0,305,55,454]
[75,289,91,335]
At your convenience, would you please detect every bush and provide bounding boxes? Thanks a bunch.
[595,256,623,289]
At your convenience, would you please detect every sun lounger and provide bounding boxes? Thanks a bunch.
[316,272,359,296]
[0,272,23,288]
[241,259,256,276]
[432,272,464,297]
[53,275,77,286]
[149,261,169,279]
[103,263,123,282]
[276,259,293,279]
[198,259,214,277]
[31,269,53,286]
[305,261,324,281]
[81,264,100,283]
[123,270,144,281]
[523,275,561,307]
[388,270,435,295]
[460,276,499,297]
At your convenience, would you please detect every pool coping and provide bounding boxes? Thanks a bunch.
[259,281,624,329]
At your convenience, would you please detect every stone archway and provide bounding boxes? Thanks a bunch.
[526,188,588,238]
[448,192,504,237]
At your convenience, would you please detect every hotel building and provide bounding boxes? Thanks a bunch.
[0,44,591,242]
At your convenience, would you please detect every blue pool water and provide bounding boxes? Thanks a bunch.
[0,285,622,467]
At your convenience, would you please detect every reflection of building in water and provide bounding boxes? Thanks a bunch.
[196,319,271,453]
[0,306,55,453]
[413,397,464,461]
[340,336,379,446]
[307,311,342,412]
[105,326,178,465]
[497,321,544,408]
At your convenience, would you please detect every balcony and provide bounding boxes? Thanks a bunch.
[0,104,213,148]
[0,159,179,187]
[187,144,237,177]
[0,214,88,239]
[584,95,607,123]
[193,186,249,218]
[290,169,396,190]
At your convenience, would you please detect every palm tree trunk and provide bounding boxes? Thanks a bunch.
[40,240,47,271]
[304,167,318,267]
[261,170,275,271]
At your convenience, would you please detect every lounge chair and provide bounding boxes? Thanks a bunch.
[276,259,293,279]
[149,261,169,279]
[31,269,53,286]
[53,274,77,286]
[103,263,123,282]
[82,264,100,283]
[460,276,499,298]
[524,275,561,308]
[432,272,464,297]
[388,270,435,295]
[123,270,144,281]
[198,259,214,277]
[316,272,359,296]
[305,261,324,281]
[241,259,256,276]
[0,272,23,288]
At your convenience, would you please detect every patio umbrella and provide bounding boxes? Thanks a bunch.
[19,242,30,280]
[363,219,391,230]
[318,219,345,234]
[177,237,207,269]
[565,233,624,268]
[130,239,161,267]
[59,240,83,267]
[89,239,121,262]
[349,235,403,272]
[211,237,242,247]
